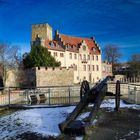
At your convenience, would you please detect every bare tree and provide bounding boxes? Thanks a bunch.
[104,44,121,72]
[0,43,19,87]
[128,53,140,77]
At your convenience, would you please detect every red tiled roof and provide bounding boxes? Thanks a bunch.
[43,33,100,54]
[59,33,100,54]
[44,39,64,51]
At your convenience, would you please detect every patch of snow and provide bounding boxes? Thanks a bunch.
[76,112,90,120]
[124,130,134,137]
[100,99,140,110]
[0,106,75,139]
[76,136,83,140]
[92,119,98,125]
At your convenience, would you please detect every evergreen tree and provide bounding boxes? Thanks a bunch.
[23,45,61,68]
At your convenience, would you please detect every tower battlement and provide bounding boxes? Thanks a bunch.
[31,23,52,41]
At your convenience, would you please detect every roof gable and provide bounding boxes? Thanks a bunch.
[58,33,100,54]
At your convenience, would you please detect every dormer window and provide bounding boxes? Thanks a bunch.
[68,44,71,49]
[93,48,96,53]
[51,42,54,47]
[56,43,58,47]
[65,45,68,50]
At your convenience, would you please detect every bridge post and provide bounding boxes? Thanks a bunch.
[48,88,51,105]
[68,86,71,104]
[8,87,10,106]
[115,80,120,111]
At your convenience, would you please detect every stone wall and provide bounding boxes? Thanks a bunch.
[4,67,74,87]
[23,68,36,87]
[5,70,18,87]
[35,67,74,86]
[107,83,129,95]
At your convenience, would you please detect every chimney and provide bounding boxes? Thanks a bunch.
[55,30,59,35]
[90,37,94,40]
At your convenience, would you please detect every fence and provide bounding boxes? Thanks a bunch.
[128,84,140,104]
[116,77,140,83]
[107,83,140,103]
[0,83,140,107]
[0,85,81,107]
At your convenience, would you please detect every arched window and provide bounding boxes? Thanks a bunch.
[83,45,86,51]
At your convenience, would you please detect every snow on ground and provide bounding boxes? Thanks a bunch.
[0,106,75,139]
[100,99,140,110]
[0,99,140,139]
[76,112,90,120]
[75,136,83,140]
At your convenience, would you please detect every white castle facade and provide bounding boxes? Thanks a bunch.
[32,23,103,84]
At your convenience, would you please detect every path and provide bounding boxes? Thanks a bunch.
[89,108,140,140]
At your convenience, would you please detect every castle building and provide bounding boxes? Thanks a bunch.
[32,23,102,84]
[102,61,112,78]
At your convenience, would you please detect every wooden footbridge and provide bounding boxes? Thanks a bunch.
[59,76,120,134]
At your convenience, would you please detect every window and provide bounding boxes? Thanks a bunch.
[88,55,90,60]
[67,44,71,49]
[74,54,77,59]
[56,43,58,47]
[60,53,64,57]
[83,65,86,71]
[96,65,99,71]
[79,54,82,60]
[69,53,72,59]
[51,42,54,47]
[92,55,94,60]
[83,45,86,51]
[96,55,98,61]
[88,65,90,71]
[92,65,95,71]
[93,48,96,53]
[83,54,86,60]
[53,52,57,57]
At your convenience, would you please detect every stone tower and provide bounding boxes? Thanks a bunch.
[31,23,52,41]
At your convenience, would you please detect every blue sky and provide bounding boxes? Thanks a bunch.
[0,0,140,62]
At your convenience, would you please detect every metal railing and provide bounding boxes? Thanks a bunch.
[0,83,139,107]
[107,82,140,103]
[0,85,81,107]
[128,84,140,104]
